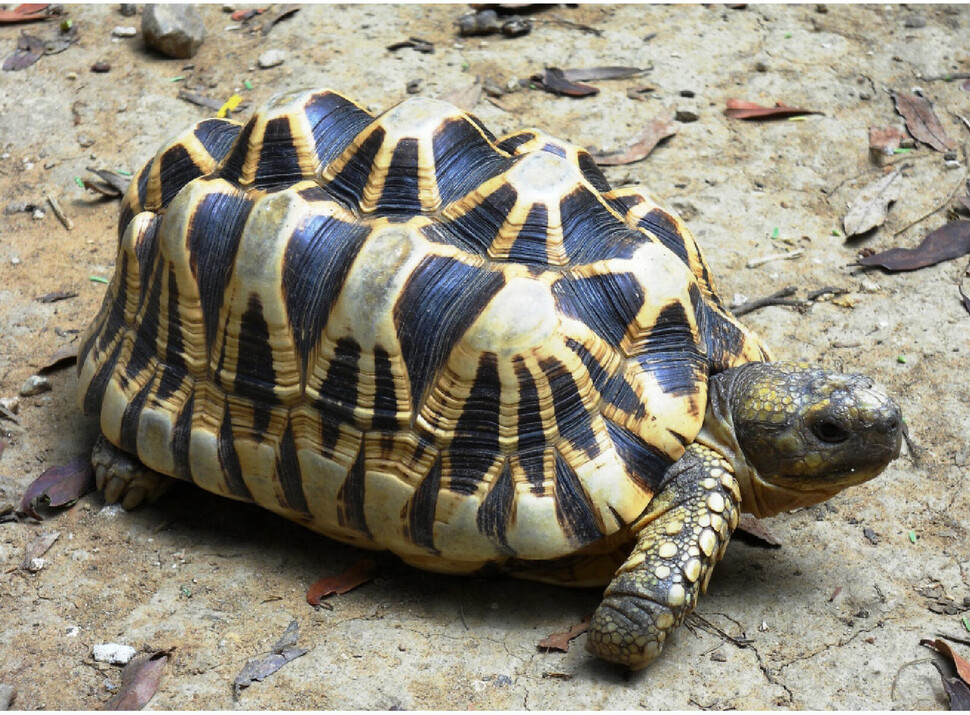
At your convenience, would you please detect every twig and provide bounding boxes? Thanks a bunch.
[745,250,804,268]
[177,89,223,111]
[732,286,802,316]
[806,286,849,301]
[890,657,933,701]
[686,613,752,649]
[893,157,969,237]
[46,194,73,231]
[921,72,970,82]
[534,16,603,36]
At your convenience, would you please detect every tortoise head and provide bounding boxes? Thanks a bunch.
[707,361,903,518]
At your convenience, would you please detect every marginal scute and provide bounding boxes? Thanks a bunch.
[78,87,770,575]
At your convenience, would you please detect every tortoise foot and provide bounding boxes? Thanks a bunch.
[92,435,174,509]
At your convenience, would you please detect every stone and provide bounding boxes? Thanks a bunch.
[258,49,285,69]
[142,4,206,59]
[112,26,137,37]
[92,643,137,665]
[19,375,51,397]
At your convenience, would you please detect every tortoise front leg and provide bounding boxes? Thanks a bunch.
[587,444,741,669]
[92,435,176,509]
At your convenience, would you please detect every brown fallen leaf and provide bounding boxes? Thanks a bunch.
[105,650,171,710]
[437,80,482,113]
[589,113,677,166]
[86,167,131,196]
[260,4,300,35]
[843,168,903,237]
[306,559,378,605]
[724,98,820,120]
[35,290,77,304]
[922,638,970,710]
[534,67,598,97]
[19,454,95,520]
[922,638,970,683]
[386,37,434,54]
[859,221,970,271]
[891,90,956,153]
[869,126,907,156]
[560,66,647,82]
[3,32,45,71]
[22,530,59,568]
[538,617,590,653]
[734,514,781,548]
[40,342,79,373]
[233,620,307,697]
[0,4,50,24]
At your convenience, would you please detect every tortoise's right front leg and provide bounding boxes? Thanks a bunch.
[92,435,176,509]
[586,444,741,669]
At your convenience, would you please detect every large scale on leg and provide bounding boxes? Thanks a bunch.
[78,88,902,668]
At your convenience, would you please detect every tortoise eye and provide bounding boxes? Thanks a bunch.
[812,419,849,444]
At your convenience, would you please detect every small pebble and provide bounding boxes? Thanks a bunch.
[66,70,77,80]
[142,3,206,59]
[92,643,137,666]
[258,49,285,69]
[32,208,45,220]
[112,26,137,37]
[26,557,46,572]
[675,109,699,123]
[20,375,52,397]
[0,397,19,414]
[119,3,136,17]
[903,15,926,28]
[90,61,111,73]
[66,626,81,637]
[10,255,21,265]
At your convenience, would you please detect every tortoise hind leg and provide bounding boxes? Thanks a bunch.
[92,435,176,509]
[586,443,740,669]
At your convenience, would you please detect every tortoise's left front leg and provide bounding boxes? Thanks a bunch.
[586,444,741,669]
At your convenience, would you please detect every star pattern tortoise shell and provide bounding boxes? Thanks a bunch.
[78,87,782,663]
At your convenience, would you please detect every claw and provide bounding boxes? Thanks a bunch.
[121,486,147,510]
[103,476,127,504]
[95,464,107,491]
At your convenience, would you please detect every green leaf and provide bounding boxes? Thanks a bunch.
[908,530,917,543]
[771,227,780,239]
[89,275,109,284]
[244,79,253,90]
[74,176,84,188]
[963,616,970,632]
[897,355,907,364]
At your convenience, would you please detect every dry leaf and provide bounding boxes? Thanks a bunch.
[589,113,677,166]
[538,617,590,653]
[260,4,300,35]
[534,67,598,97]
[0,4,50,24]
[20,454,95,519]
[105,650,171,710]
[233,620,307,696]
[437,80,482,112]
[922,638,970,683]
[724,98,820,120]
[22,530,59,568]
[859,221,970,271]
[86,167,131,196]
[306,559,378,605]
[869,126,907,156]
[3,32,45,71]
[843,169,902,237]
[734,514,781,548]
[40,342,79,373]
[560,66,646,82]
[891,90,956,153]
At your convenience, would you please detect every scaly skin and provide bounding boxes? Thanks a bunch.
[587,445,740,668]
[92,435,174,509]
[587,361,901,669]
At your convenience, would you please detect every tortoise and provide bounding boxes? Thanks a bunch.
[77,88,902,669]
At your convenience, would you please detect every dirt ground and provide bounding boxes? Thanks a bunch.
[1,3,969,710]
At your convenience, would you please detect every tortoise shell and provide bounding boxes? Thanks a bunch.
[78,88,769,575]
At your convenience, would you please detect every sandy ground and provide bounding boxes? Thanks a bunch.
[1,3,968,710]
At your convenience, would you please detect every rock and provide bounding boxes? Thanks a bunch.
[903,15,926,28]
[675,109,699,123]
[258,49,285,69]
[0,396,19,414]
[112,26,137,37]
[92,643,137,665]
[119,4,137,17]
[19,375,51,397]
[142,4,206,59]
[0,684,16,711]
